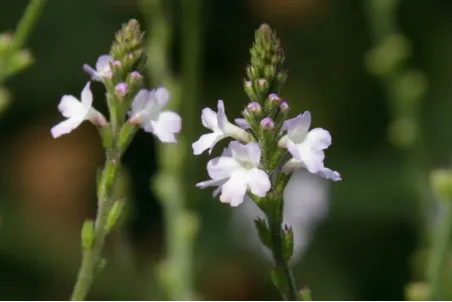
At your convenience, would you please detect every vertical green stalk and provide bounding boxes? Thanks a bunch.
[140,0,201,299]
[427,202,452,300]
[71,152,121,301]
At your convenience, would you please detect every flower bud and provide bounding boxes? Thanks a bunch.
[282,224,294,262]
[246,102,261,114]
[81,220,94,250]
[268,93,281,104]
[244,80,259,103]
[114,82,128,101]
[260,117,275,130]
[112,60,121,69]
[280,101,289,112]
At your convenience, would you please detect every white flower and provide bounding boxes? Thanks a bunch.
[129,88,181,143]
[279,111,341,181]
[192,100,250,155]
[51,82,108,138]
[196,141,271,207]
[83,55,112,82]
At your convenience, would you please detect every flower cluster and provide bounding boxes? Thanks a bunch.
[51,20,181,145]
[193,24,340,209]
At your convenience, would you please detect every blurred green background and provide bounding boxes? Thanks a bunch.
[2,0,452,300]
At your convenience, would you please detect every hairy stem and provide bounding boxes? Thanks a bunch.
[71,154,120,301]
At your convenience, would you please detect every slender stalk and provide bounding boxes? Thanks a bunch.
[71,153,120,301]
[427,202,452,300]
[268,217,299,301]
[11,0,47,51]
[140,0,201,299]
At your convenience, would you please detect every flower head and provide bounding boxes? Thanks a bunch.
[196,141,271,206]
[83,55,112,82]
[51,82,108,138]
[279,111,341,181]
[192,100,250,155]
[129,88,181,143]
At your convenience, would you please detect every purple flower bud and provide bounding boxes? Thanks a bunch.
[244,80,252,88]
[112,60,121,69]
[247,102,261,113]
[280,101,289,112]
[260,117,275,130]
[115,82,128,100]
[269,93,281,104]
[258,79,267,87]
[130,71,142,79]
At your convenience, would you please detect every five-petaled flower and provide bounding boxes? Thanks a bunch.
[83,55,112,82]
[51,82,108,138]
[192,100,250,155]
[279,111,341,181]
[129,88,181,143]
[196,141,271,207]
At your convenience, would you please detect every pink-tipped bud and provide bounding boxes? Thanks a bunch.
[115,82,128,100]
[260,117,275,130]
[280,101,289,112]
[258,78,267,87]
[268,93,281,104]
[246,102,261,114]
[130,71,142,79]
[112,60,121,69]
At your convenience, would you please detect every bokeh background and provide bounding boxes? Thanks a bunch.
[2,0,452,300]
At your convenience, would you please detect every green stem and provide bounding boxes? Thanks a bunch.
[70,154,120,301]
[0,0,46,82]
[427,202,452,300]
[12,0,47,51]
[267,191,301,302]
[140,0,201,299]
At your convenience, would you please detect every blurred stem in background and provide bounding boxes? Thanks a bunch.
[139,0,201,299]
[0,0,47,114]
[364,0,448,300]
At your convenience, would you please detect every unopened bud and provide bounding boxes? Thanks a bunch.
[115,82,128,100]
[130,71,142,80]
[260,117,275,130]
[268,93,281,104]
[258,78,267,88]
[246,102,261,114]
[112,60,121,69]
[280,101,289,112]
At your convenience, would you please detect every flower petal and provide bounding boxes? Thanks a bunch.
[216,100,229,130]
[57,95,85,118]
[234,118,250,129]
[306,128,331,150]
[147,120,177,143]
[80,82,93,109]
[207,156,241,180]
[153,87,170,108]
[246,142,261,167]
[51,117,84,138]
[131,89,149,115]
[192,132,223,155]
[316,167,341,181]
[220,172,248,207]
[247,168,271,197]
[201,108,218,130]
[284,111,311,143]
[95,55,111,73]
[196,178,227,189]
[156,111,182,133]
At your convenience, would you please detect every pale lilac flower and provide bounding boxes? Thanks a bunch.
[192,100,250,155]
[83,55,112,82]
[196,141,271,207]
[279,111,341,181]
[115,83,128,100]
[51,82,107,138]
[129,88,181,143]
